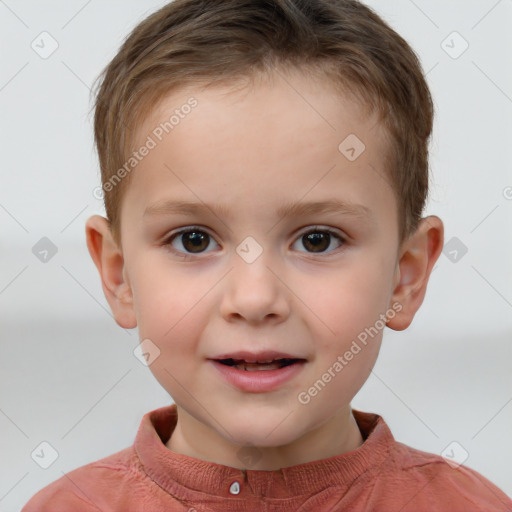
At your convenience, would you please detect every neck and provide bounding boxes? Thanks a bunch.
[166,405,364,470]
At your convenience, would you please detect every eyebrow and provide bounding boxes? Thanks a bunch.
[144,198,373,222]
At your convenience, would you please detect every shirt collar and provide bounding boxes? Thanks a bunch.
[134,404,393,501]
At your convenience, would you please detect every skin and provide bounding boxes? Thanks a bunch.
[86,67,443,470]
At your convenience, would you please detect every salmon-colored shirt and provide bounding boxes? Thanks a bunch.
[22,405,512,511]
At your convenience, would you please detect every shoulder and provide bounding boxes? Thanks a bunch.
[351,411,511,511]
[367,439,512,511]
[21,446,149,512]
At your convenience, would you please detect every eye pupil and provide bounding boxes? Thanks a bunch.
[184,231,209,252]
[303,232,329,252]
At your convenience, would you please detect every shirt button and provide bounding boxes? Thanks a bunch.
[229,481,241,495]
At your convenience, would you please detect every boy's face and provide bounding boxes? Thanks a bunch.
[87,68,442,468]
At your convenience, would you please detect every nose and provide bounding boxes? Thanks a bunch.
[219,248,290,326]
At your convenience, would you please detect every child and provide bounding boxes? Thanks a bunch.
[23,0,512,510]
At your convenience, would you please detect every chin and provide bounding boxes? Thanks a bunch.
[219,412,302,449]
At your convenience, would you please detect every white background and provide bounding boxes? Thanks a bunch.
[1,0,511,510]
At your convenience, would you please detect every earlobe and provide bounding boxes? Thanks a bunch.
[85,215,137,329]
[387,216,444,331]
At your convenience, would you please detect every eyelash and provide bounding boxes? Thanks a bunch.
[162,225,347,260]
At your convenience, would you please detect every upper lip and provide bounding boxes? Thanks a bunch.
[210,350,306,363]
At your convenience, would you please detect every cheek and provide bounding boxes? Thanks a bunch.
[297,254,393,343]
[129,282,206,402]
[129,255,212,340]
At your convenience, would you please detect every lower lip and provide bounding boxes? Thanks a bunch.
[210,360,306,393]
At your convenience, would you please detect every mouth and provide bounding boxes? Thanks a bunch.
[216,358,301,371]
[209,351,307,392]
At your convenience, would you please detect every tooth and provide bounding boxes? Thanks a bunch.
[233,361,284,371]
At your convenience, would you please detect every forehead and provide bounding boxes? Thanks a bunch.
[132,68,385,157]
[123,69,396,232]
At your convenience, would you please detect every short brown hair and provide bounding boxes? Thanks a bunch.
[92,0,433,246]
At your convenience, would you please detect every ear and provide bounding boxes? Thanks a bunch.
[387,215,444,331]
[85,215,137,329]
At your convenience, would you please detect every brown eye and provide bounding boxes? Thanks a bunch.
[293,228,344,254]
[302,232,330,252]
[166,228,218,255]
[181,231,210,252]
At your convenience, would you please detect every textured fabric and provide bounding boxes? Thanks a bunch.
[23,405,512,511]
